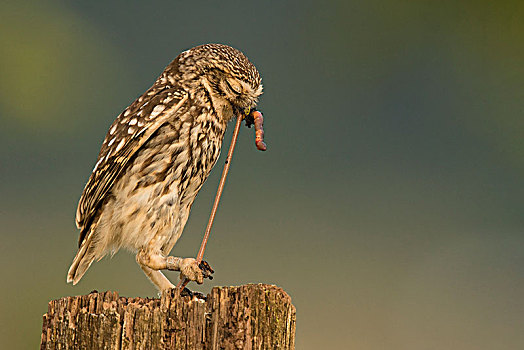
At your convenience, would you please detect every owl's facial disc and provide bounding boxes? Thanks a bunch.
[220,76,261,110]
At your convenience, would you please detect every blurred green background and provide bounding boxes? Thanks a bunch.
[1,0,523,348]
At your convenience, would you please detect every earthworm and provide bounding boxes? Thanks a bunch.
[251,110,267,151]
[177,111,266,293]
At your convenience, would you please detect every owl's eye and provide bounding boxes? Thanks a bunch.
[225,78,242,94]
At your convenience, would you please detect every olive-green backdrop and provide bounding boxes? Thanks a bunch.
[1,1,523,349]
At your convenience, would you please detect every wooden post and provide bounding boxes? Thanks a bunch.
[40,284,296,350]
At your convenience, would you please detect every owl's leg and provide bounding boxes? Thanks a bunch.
[136,250,213,287]
[137,261,175,292]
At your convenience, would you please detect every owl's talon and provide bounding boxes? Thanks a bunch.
[199,260,214,280]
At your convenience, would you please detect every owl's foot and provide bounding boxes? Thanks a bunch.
[166,257,214,284]
[136,250,214,290]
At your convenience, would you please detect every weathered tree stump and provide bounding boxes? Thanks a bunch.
[40,284,296,350]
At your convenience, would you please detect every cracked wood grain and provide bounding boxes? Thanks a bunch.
[41,284,295,350]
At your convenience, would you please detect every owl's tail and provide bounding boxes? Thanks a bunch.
[66,228,98,285]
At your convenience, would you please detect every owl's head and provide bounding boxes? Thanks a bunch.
[176,44,263,113]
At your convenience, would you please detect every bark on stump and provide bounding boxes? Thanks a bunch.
[40,284,296,350]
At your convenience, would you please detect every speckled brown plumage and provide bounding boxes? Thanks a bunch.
[67,44,263,291]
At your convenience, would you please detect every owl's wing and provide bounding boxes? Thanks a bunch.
[75,86,188,245]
